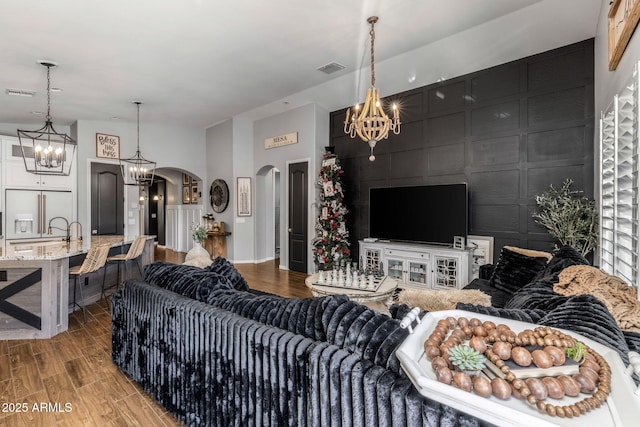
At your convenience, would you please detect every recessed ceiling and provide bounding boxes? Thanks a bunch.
[0,0,601,128]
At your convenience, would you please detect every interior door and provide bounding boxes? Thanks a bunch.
[91,163,124,235]
[288,162,308,273]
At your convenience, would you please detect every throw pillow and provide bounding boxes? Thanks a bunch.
[397,288,491,312]
[489,246,551,295]
[206,256,249,291]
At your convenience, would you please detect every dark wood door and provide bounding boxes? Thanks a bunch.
[148,180,166,245]
[91,163,124,235]
[288,162,308,273]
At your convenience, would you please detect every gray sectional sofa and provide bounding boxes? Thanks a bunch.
[111,260,486,426]
[112,247,640,426]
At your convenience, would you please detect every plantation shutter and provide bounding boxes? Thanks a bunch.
[599,64,640,288]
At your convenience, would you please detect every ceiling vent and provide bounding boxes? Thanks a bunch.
[6,88,36,97]
[317,62,346,74]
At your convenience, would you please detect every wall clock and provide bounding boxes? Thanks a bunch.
[210,179,229,213]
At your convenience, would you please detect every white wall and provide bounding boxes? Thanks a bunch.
[594,1,640,123]
[205,119,235,258]
[73,119,205,239]
[252,103,327,271]
[232,118,254,262]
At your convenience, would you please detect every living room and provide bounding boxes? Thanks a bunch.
[1,0,640,426]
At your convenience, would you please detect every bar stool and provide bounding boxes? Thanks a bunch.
[103,235,146,298]
[69,244,110,322]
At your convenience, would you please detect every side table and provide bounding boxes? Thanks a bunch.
[204,231,231,258]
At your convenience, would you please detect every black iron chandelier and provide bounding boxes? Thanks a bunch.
[17,60,77,176]
[120,101,156,186]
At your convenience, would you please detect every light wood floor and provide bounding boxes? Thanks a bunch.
[0,246,310,426]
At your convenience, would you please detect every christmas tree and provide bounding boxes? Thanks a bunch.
[312,152,351,270]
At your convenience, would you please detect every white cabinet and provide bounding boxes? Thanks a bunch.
[359,240,472,290]
[2,137,74,190]
[4,159,73,190]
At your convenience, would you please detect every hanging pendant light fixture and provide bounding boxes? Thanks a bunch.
[343,16,401,161]
[120,101,156,186]
[17,60,77,175]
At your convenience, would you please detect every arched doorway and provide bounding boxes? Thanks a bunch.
[255,165,281,265]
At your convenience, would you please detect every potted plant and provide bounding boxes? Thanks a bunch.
[192,223,208,245]
[532,179,598,257]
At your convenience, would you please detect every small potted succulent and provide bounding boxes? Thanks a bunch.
[448,345,486,374]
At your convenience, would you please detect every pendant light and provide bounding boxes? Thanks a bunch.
[343,16,401,161]
[17,60,77,175]
[120,101,156,186]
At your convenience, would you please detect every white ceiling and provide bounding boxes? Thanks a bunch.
[0,0,603,129]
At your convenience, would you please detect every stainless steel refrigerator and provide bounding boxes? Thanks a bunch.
[4,189,73,240]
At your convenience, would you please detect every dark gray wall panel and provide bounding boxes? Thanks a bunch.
[469,136,520,166]
[471,100,520,136]
[527,87,586,127]
[527,127,586,162]
[385,120,424,151]
[471,170,520,204]
[426,112,465,143]
[472,205,520,233]
[397,90,426,124]
[526,165,584,198]
[528,49,587,92]
[428,82,465,112]
[471,63,521,102]
[427,144,465,174]
[330,39,594,263]
[389,149,428,178]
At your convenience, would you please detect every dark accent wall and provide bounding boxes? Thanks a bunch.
[330,39,594,261]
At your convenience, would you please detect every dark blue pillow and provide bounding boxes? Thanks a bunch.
[206,257,249,291]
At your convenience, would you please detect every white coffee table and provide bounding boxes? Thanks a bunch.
[305,273,398,313]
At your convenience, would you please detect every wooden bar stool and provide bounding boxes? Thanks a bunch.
[69,244,110,322]
[103,236,146,298]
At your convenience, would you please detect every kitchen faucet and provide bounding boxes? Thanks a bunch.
[68,221,83,241]
[47,216,70,242]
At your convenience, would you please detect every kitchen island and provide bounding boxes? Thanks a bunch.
[0,235,154,340]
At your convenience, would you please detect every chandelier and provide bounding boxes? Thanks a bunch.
[120,101,156,186]
[17,60,77,175]
[344,16,401,161]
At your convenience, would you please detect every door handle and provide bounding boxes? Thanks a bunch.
[288,228,292,232]
[37,194,41,234]
[42,194,47,234]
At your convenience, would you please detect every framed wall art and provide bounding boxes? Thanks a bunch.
[182,186,191,204]
[95,133,120,159]
[191,185,199,204]
[467,235,494,279]
[237,177,252,217]
[608,0,640,70]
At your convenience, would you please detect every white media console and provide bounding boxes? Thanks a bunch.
[359,240,473,290]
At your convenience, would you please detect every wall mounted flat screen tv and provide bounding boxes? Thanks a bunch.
[369,183,468,245]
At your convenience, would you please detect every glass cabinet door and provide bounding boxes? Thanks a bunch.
[386,258,404,280]
[433,255,459,289]
[408,261,428,285]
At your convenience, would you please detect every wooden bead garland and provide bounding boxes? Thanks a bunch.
[424,316,612,419]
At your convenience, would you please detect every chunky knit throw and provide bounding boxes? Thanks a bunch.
[555,265,640,333]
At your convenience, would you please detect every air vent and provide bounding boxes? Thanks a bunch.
[317,62,346,74]
[6,88,36,97]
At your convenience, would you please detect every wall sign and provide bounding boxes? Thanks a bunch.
[608,0,640,70]
[264,132,298,149]
[96,133,120,159]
